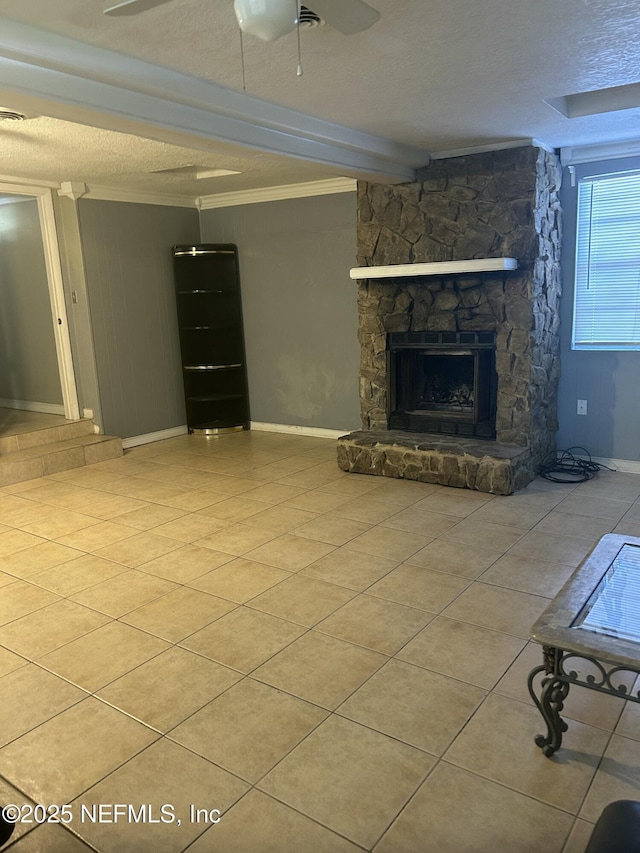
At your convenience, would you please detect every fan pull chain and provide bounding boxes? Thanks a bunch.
[296,0,303,76]
[239,27,246,91]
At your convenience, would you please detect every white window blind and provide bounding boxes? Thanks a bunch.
[573,169,640,350]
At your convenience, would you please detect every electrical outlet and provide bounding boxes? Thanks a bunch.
[577,399,588,415]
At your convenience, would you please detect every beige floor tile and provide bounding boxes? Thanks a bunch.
[243,482,307,504]
[326,495,400,523]
[208,476,266,496]
[409,489,493,518]
[0,501,59,529]
[300,547,400,590]
[259,715,434,849]
[121,586,236,641]
[532,511,614,543]
[562,819,596,853]
[580,734,640,821]
[0,599,110,659]
[404,538,503,578]
[0,697,158,802]
[494,642,630,732]
[54,521,137,552]
[0,664,86,746]
[136,543,232,583]
[615,680,640,740]
[381,507,460,537]
[28,554,127,596]
[188,558,290,603]
[509,530,595,567]
[74,494,152,521]
[0,570,13,587]
[346,526,432,561]
[0,581,60,627]
[374,761,573,853]
[181,606,305,672]
[367,563,470,613]
[20,510,98,539]
[282,490,352,515]
[195,522,280,556]
[93,531,183,567]
[442,581,550,638]
[252,631,386,709]
[151,513,229,543]
[247,505,319,534]
[316,594,433,654]
[293,514,372,546]
[479,553,576,597]
[0,529,47,558]
[110,503,186,530]
[465,490,563,530]
[97,647,241,731]
[319,475,397,497]
[244,533,336,571]
[171,678,327,782]
[440,518,525,552]
[0,541,83,579]
[1,823,94,851]
[73,738,248,852]
[397,616,525,689]
[0,646,27,677]
[277,469,348,490]
[188,789,363,853]
[199,496,268,522]
[445,693,610,813]
[339,659,485,755]
[248,575,355,627]
[39,621,169,691]
[578,471,640,503]
[69,569,177,617]
[556,493,631,523]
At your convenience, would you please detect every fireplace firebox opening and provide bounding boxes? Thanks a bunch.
[388,331,497,438]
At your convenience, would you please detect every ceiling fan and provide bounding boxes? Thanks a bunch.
[103,0,381,41]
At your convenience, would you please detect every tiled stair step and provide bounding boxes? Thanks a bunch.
[0,418,96,455]
[0,434,123,487]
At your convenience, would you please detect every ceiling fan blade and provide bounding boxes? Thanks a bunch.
[104,0,176,16]
[307,0,380,35]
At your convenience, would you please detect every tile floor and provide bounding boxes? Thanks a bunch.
[0,429,639,852]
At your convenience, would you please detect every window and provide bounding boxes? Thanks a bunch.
[572,169,640,350]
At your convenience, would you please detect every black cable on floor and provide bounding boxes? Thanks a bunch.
[539,446,613,483]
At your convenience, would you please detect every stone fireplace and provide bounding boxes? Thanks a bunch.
[337,145,562,495]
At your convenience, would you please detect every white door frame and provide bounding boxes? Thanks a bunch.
[0,181,80,420]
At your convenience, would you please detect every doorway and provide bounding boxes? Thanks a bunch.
[0,182,79,424]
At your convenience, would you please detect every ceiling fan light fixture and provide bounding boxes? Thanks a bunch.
[233,0,298,41]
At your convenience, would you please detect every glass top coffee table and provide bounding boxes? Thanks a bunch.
[528,533,640,756]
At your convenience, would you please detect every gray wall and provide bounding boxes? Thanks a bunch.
[0,197,62,407]
[77,199,199,438]
[199,193,360,431]
[557,156,640,462]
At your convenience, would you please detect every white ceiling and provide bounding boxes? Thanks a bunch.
[1,0,639,199]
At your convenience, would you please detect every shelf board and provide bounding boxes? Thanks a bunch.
[349,258,518,280]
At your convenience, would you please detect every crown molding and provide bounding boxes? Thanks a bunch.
[430,138,555,160]
[560,138,640,166]
[0,174,59,190]
[0,17,427,184]
[198,178,357,209]
[81,184,197,207]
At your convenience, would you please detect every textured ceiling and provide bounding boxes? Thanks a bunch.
[1,0,640,197]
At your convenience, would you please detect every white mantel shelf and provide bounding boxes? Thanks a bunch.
[349,258,518,280]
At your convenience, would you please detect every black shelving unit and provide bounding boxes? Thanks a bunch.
[173,244,249,433]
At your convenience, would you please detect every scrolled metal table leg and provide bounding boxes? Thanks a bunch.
[528,646,570,757]
[533,674,570,757]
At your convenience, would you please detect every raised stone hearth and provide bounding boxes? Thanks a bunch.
[338,145,562,495]
[337,431,530,496]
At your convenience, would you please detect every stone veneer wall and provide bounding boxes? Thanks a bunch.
[356,145,562,481]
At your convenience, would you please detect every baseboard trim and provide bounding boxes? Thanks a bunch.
[0,398,65,416]
[250,421,351,440]
[122,425,189,449]
[592,456,640,475]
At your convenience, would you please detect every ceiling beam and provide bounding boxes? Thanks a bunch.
[0,16,428,184]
